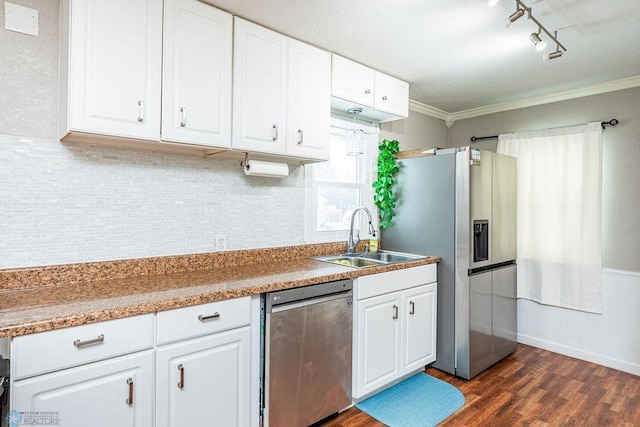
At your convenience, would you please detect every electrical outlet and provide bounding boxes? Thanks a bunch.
[216,235,227,251]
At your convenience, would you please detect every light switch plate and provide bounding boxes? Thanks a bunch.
[4,2,38,36]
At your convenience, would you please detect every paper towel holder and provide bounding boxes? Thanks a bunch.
[240,153,289,178]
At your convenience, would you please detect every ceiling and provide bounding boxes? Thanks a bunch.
[204,0,640,116]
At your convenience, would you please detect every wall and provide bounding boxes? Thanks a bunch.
[380,109,448,151]
[448,87,640,375]
[0,0,305,269]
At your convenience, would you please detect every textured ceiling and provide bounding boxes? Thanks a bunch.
[204,0,640,114]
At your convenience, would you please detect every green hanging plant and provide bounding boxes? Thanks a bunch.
[373,139,400,228]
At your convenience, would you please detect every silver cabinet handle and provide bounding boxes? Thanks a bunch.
[179,106,187,127]
[297,129,303,145]
[74,334,104,348]
[393,304,398,320]
[137,100,144,122]
[382,95,388,101]
[409,301,415,315]
[177,364,185,389]
[126,378,134,405]
[365,89,371,94]
[272,124,279,141]
[198,312,220,322]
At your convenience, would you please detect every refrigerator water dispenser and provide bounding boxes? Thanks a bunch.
[473,220,489,262]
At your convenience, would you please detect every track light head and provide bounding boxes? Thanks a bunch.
[505,8,525,27]
[529,30,547,51]
[543,50,563,62]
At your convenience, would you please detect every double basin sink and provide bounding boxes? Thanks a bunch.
[313,250,428,268]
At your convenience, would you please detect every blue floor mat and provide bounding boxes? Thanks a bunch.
[355,373,465,427]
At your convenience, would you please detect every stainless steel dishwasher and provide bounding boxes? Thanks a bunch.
[262,279,353,427]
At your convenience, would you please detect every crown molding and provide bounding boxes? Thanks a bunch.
[408,75,640,122]
[408,100,450,121]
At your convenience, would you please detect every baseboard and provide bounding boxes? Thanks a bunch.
[517,333,640,376]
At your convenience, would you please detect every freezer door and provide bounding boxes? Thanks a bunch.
[466,271,493,379]
[492,264,517,363]
[492,153,517,263]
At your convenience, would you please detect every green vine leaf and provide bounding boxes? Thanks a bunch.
[372,139,400,228]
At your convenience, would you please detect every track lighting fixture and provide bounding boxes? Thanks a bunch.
[529,28,547,51]
[505,8,525,27]
[544,49,563,61]
[500,0,567,59]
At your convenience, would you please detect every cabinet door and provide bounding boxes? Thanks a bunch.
[156,328,250,427]
[12,350,153,427]
[285,39,330,160]
[373,72,409,118]
[331,55,375,107]
[232,18,287,154]
[356,292,402,398]
[402,283,437,374]
[161,0,232,148]
[65,0,162,140]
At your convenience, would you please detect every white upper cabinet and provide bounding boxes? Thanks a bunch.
[161,0,232,148]
[331,55,375,107]
[374,72,409,118]
[232,18,288,155]
[331,54,409,123]
[233,18,330,161]
[285,38,331,160]
[59,0,163,141]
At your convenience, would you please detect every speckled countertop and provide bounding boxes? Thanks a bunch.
[0,243,439,338]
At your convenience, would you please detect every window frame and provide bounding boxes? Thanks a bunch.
[304,115,379,244]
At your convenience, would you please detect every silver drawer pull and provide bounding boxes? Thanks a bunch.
[272,124,279,141]
[297,129,303,145]
[177,364,185,389]
[180,106,187,127]
[382,95,388,101]
[409,301,415,315]
[74,334,105,348]
[137,100,144,123]
[364,88,371,94]
[198,313,221,322]
[392,304,398,320]
[126,378,134,406]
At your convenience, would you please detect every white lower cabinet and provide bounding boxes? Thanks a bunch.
[11,313,155,427]
[9,297,256,427]
[13,351,153,427]
[155,328,250,427]
[155,297,253,427]
[353,265,437,400]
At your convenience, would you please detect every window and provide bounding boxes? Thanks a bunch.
[304,116,378,243]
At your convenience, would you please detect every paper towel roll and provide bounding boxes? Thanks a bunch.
[243,160,289,178]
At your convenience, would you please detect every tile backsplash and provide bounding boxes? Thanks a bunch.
[0,135,305,269]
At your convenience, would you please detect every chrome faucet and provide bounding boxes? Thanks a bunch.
[346,207,376,254]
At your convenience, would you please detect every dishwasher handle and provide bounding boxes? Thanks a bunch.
[269,290,352,314]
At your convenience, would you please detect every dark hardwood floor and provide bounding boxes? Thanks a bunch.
[322,344,640,426]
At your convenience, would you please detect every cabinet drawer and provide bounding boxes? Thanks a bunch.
[156,296,251,345]
[12,314,154,380]
[356,264,437,300]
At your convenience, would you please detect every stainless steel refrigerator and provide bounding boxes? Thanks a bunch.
[381,147,517,379]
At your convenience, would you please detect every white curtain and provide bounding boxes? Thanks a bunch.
[497,123,603,313]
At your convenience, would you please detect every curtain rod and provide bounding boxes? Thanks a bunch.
[470,119,619,142]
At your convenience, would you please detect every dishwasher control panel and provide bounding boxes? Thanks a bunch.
[266,279,353,310]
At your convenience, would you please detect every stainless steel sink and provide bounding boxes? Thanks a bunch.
[313,250,428,268]
[312,254,388,268]
[360,250,427,263]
